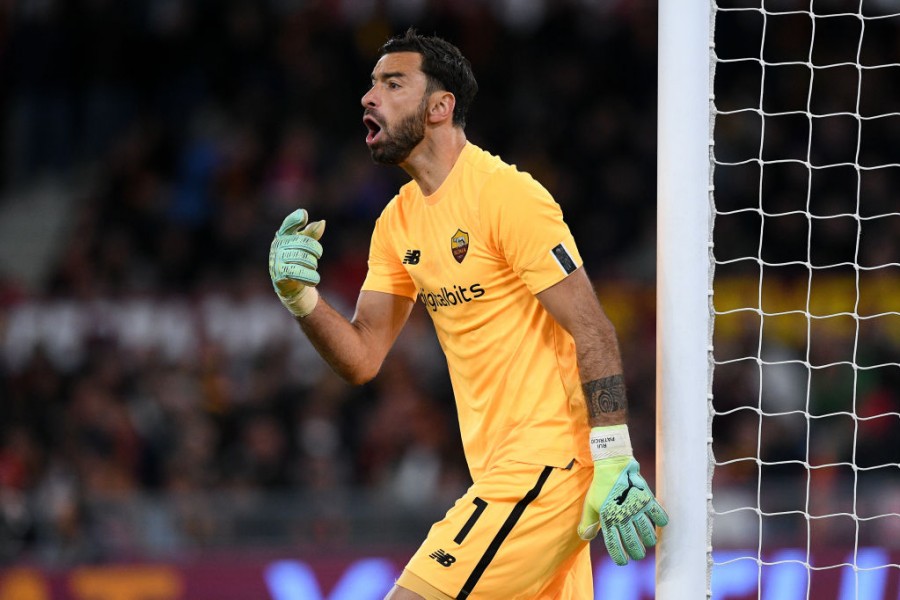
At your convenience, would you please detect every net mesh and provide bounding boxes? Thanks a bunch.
[710,1,900,597]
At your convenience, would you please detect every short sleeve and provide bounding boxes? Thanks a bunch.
[480,169,583,295]
[361,207,418,301]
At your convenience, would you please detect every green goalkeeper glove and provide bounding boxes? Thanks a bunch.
[269,208,326,318]
[577,424,669,566]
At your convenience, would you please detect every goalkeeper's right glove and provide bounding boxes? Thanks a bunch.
[269,208,325,318]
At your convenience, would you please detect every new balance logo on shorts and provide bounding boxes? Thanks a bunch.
[429,549,456,567]
[403,249,421,265]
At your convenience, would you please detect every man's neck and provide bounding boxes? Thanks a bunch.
[400,128,468,196]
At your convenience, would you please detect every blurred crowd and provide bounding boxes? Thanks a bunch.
[0,0,659,564]
[0,0,896,567]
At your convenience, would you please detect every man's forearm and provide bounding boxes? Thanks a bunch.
[582,373,627,428]
[576,315,628,428]
[269,208,413,386]
[295,290,414,386]
[533,268,629,428]
[297,297,382,385]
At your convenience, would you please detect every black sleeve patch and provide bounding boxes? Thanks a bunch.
[550,243,577,275]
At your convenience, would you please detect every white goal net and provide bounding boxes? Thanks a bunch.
[710,1,900,599]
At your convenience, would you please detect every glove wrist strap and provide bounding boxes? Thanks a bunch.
[281,287,320,318]
[589,424,632,461]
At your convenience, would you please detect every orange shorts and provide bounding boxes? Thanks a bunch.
[399,459,593,599]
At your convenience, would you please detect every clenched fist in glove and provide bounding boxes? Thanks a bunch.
[577,424,669,566]
[269,208,326,318]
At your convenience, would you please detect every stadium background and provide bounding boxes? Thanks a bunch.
[0,1,896,598]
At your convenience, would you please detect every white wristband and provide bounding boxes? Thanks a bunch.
[280,287,320,318]
[589,425,633,461]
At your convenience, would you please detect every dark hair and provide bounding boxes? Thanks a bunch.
[379,29,478,129]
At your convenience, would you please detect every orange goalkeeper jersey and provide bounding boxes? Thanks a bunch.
[362,143,592,480]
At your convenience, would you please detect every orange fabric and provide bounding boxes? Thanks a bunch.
[395,570,455,600]
[362,143,591,479]
[403,460,593,599]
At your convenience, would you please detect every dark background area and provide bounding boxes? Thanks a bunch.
[0,0,896,571]
[0,0,660,565]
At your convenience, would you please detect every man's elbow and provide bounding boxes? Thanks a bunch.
[343,371,376,386]
[337,362,380,386]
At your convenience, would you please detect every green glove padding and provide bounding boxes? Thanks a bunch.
[577,429,669,566]
[269,208,325,317]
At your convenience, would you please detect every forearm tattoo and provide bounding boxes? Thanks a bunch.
[583,374,627,419]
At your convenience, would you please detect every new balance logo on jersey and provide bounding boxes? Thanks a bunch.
[429,549,456,567]
[403,249,421,265]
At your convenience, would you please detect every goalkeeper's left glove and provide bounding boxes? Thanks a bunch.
[577,424,669,566]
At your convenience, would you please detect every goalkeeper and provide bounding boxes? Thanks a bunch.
[269,29,668,600]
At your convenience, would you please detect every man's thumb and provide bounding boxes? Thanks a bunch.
[577,503,600,541]
[302,220,326,241]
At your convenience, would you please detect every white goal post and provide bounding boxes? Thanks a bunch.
[656,0,714,598]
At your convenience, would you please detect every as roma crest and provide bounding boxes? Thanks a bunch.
[450,229,469,263]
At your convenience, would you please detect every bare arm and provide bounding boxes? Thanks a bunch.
[535,267,627,427]
[551,269,669,555]
[298,290,415,385]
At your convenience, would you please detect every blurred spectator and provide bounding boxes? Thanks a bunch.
[0,0,896,565]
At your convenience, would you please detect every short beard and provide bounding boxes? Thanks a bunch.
[370,97,427,166]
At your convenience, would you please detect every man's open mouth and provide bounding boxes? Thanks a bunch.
[363,115,382,144]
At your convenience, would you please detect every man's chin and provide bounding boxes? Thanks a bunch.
[369,145,407,166]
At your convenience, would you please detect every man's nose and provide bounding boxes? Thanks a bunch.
[361,87,377,108]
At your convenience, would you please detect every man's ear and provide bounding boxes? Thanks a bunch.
[427,91,456,124]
